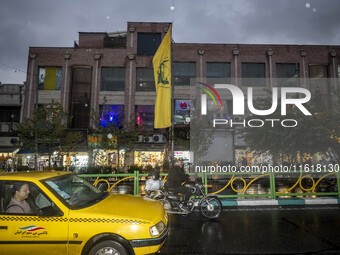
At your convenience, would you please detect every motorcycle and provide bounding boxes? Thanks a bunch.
[153,182,222,219]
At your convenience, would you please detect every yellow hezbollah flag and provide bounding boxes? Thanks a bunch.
[44,67,57,90]
[153,25,172,129]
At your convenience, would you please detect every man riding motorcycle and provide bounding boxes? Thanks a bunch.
[164,159,191,212]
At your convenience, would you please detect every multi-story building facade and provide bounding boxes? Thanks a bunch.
[0,83,25,170]
[23,22,340,171]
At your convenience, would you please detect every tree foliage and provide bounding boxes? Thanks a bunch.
[90,103,146,170]
[238,90,340,164]
[16,101,83,169]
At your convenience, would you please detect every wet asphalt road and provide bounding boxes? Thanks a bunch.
[159,206,340,254]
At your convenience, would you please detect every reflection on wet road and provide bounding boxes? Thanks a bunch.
[160,206,340,254]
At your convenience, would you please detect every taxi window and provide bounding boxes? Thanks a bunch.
[42,174,108,209]
[0,181,52,215]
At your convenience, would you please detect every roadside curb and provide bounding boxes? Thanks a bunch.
[220,197,340,207]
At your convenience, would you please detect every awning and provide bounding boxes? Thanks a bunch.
[16,149,35,155]
[0,148,19,153]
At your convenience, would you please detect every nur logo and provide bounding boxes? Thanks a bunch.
[197,82,223,112]
[199,84,311,116]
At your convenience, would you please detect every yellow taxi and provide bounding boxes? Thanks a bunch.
[0,171,168,255]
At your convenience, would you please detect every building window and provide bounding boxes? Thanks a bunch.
[207,62,231,79]
[136,105,154,130]
[0,107,20,122]
[174,100,191,124]
[70,67,91,129]
[276,63,300,87]
[241,63,265,87]
[136,68,155,91]
[309,65,328,78]
[137,33,161,55]
[38,67,62,90]
[174,62,196,86]
[103,34,127,48]
[99,105,124,128]
[309,65,329,109]
[101,67,125,91]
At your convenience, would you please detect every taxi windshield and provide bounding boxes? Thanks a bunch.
[42,174,108,209]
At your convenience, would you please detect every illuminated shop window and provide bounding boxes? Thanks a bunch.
[174,100,191,124]
[134,151,164,168]
[99,105,124,128]
[63,154,88,171]
[136,105,154,130]
[174,151,193,172]
[235,149,273,167]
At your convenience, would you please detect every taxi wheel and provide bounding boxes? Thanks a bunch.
[89,240,128,255]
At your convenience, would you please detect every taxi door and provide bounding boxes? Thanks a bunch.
[0,181,69,255]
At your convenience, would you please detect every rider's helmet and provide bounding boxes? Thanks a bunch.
[150,170,160,180]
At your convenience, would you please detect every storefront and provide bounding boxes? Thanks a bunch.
[134,151,164,168]
[235,149,273,167]
[0,148,19,171]
[174,150,193,172]
[63,152,89,171]
[92,149,125,168]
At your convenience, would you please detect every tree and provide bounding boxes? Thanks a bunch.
[90,103,144,171]
[238,89,340,165]
[16,101,83,170]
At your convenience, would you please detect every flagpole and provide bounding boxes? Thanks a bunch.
[152,23,173,167]
[170,23,175,167]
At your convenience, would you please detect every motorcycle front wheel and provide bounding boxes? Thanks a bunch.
[200,196,222,219]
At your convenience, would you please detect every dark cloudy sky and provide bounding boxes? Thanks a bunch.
[1,0,339,84]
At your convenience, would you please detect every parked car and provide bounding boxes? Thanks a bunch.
[0,171,168,255]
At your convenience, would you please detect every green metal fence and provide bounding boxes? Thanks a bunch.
[80,169,340,198]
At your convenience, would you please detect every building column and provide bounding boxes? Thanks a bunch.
[129,26,135,48]
[91,53,101,129]
[127,54,135,125]
[267,49,274,88]
[93,54,101,110]
[232,49,239,86]
[26,53,36,118]
[330,50,337,92]
[300,50,307,89]
[62,52,71,110]
[198,49,205,83]
[19,84,25,123]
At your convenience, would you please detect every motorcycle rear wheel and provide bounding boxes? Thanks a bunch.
[200,196,222,219]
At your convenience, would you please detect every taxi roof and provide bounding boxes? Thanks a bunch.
[0,171,71,181]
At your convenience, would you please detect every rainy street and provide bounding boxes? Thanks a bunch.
[160,206,340,254]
